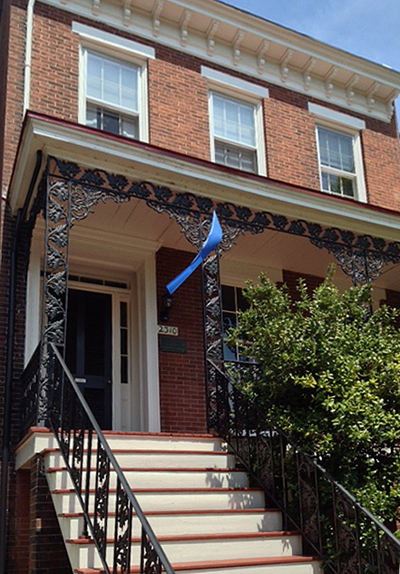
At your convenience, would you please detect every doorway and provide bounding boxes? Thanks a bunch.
[66,289,112,429]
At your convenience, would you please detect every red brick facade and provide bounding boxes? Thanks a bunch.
[1,0,400,570]
[156,247,206,433]
[2,0,400,204]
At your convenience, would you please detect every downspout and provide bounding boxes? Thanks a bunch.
[0,150,43,574]
[23,0,35,115]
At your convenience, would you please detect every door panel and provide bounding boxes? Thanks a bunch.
[66,289,112,429]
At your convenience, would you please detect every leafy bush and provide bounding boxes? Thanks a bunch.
[229,269,400,530]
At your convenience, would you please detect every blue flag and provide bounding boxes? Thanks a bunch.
[166,212,223,295]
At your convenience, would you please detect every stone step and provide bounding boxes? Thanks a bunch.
[46,467,249,491]
[67,531,303,568]
[100,433,225,453]
[44,449,235,470]
[50,486,266,514]
[74,555,322,574]
[58,508,282,540]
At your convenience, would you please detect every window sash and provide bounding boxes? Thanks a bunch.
[86,52,139,113]
[317,127,355,174]
[84,51,140,139]
[316,126,361,199]
[212,93,257,149]
[215,140,257,173]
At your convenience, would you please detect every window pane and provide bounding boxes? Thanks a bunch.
[215,142,257,173]
[102,109,120,134]
[321,171,355,198]
[222,285,235,311]
[86,104,99,129]
[121,116,138,139]
[237,288,249,311]
[86,52,139,114]
[121,67,138,111]
[342,177,355,197]
[223,312,236,333]
[120,302,127,328]
[213,94,255,147]
[87,53,102,99]
[318,127,354,173]
[239,105,255,146]
[103,60,120,105]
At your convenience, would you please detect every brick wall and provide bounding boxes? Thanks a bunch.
[263,92,320,189]
[0,202,38,572]
[3,0,400,209]
[2,0,26,198]
[156,247,207,433]
[30,2,80,122]
[362,119,400,211]
[0,0,11,195]
[148,58,210,160]
[29,456,72,574]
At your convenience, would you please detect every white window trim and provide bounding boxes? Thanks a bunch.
[309,103,367,203]
[202,67,267,176]
[74,22,152,143]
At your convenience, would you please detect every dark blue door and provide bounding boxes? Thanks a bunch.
[66,289,112,429]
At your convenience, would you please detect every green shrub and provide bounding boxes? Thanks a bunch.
[229,269,400,530]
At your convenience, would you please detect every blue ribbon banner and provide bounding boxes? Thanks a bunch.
[166,212,223,295]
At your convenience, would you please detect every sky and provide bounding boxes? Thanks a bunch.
[223,0,400,111]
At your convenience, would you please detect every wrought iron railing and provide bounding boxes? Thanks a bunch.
[38,342,175,574]
[20,344,41,436]
[208,359,400,574]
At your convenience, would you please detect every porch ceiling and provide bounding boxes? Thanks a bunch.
[51,198,400,293]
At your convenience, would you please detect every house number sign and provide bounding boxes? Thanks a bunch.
[158,325,179,336]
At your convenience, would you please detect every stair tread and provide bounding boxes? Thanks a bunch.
[47,466,245,473]
[67,530,300,544]
[74,555,320,574]
[45,448,229,455]
[59,508,280,517]
[53,486,262,493]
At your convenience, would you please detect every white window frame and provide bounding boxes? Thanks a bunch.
[309,103,367,202]
[73,22,154,143]
[201,66,268,176]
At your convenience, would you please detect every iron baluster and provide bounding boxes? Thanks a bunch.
[82,426,92,539]
[206,358,400,574]
[94,440,111,562]
[113,478,133,574]
[41,343,174,574]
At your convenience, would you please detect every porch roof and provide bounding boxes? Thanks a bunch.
[8,111,400,243]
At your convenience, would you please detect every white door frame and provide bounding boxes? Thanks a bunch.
[25,227,161,432]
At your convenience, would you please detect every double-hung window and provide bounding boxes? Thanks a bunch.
[317,127,357,198]
[202,67,268,176]
[212,93,258,173]
[85,51,139,139]
[73,23,154,142]
[222,285,250,361]
[310,103,366,202]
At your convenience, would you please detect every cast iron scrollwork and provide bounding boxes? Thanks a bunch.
[208,358,400,574]
[113,480,133,574]
[141,528,162,574]
[94,441,111,557]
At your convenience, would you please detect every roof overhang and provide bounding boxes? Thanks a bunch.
[9,112,400,243]
[41,0,400,122]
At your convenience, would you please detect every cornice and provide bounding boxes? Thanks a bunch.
[37,0,400,122]
[9,114,400,244]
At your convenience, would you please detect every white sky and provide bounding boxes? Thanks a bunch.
[223,0,400,113]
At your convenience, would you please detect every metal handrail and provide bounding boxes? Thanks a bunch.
[208,358,400,574]
[48,343,175,574]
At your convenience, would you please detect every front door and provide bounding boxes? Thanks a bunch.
[66,289,112,429]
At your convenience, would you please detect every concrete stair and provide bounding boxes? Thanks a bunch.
[44,432,322,574]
